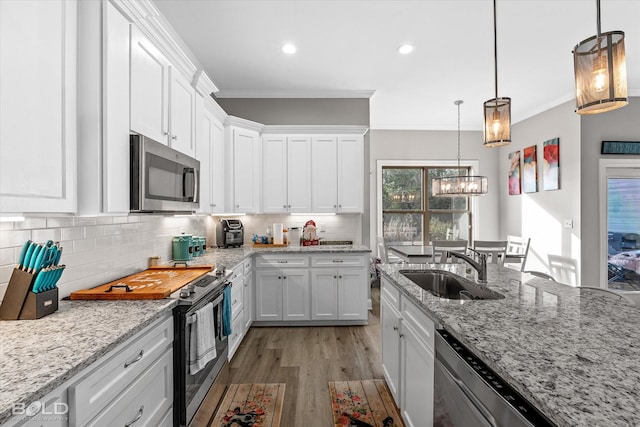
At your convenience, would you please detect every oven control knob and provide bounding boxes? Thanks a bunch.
[179,289,190,298]
[188,284,196,294]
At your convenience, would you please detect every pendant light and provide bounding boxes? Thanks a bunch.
[483,0,511,147]
[573,0,628,114]
[432,100,488,197]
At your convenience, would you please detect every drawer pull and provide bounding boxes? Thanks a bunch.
[393,326,398,331]
[124,350,144,368]
[124,405,144,427]
[332,260,344,263]
[277,260,288,264]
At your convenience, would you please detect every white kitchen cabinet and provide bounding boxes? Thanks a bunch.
[168,70,196,157]
[195,95,226,214]
[228,267,245,360]
[310,268,368,321]
[0,0,77,213]
[310,269,339,320]
[311,135,364,213]
[226,120,261,213]
[243,257,254,331]
[255,270,283,321]
[255,269,310,321]
[282,270,311,320]
[261,135,312,213]
[380,277,434,427]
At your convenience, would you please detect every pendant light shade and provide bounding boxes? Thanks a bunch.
[483,0,511,147]
[573,1,628,114]
[432,100,488,197]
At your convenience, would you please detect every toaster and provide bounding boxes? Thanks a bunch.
[216,219,244,248]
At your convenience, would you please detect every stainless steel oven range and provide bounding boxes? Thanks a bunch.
[172,270,232,426]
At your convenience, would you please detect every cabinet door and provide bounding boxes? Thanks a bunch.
[401,321,434,427]
[255,270,283,321]
[311,136,338,212]
[381,295,402,404]
[287,136,312,212]
[232,127,260,213]
[337,268,368,320]
[0,0,77,213]
[130,26,169,144]
[337,136,364,213]
[209,116,225,213]
[243,271,253,331]
[169,70,196,157]
[261,136,288,213]
[282,270,310,321]
[195,94,211,213]
[310,269,338,320]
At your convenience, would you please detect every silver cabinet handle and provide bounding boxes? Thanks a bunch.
[288,205,291,208]
[283,205,287,208]
[124,350,144,368]
[236,204,240,208]
[393,326,398,331]
[172,135,178,140]
[333,205,337,208]
[339,204,342,208]
[399,333,405,338]
[163,131,168,136]
[333,276,337,279]
[339,275,342,279]
[283,276,287,279]
[332,260,344,263]
[278,276,281,279]
[124,405,144,427]
[277,260,288,263]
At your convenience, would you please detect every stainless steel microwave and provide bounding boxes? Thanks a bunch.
[130,134,200,213]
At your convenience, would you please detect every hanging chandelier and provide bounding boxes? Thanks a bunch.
[573,0,628,114]
[483,0,511,147]
[432,100,488,197]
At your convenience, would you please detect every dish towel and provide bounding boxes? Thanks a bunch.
[222,284,232,337]
[188,302,217,375]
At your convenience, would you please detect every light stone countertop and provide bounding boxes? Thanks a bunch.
[0,244,370,425]
[377,262,640,427]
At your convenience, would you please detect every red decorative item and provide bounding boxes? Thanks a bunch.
[302,220,319,246]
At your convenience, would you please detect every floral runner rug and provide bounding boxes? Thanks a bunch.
[329,380,405,427]
[211,383,285,427]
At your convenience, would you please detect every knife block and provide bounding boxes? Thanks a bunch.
[0,268,58,320]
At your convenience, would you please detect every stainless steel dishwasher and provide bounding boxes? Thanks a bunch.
[434,330,556,427]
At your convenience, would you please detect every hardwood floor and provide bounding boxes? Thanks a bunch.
[195,287,383,426]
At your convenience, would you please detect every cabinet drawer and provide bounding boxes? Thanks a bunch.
[87,348,173,427]
[228,267,242,282]
[228,312,245,360]
[311,255,366,267]
[255,254,309,268]
[381,277,401,311]
[401,297,435,352]
[242,257,253,273]
[231,280,244,320]
[69,315,173,426]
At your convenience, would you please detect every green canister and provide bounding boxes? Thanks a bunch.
[172,234,193,261]
[198,237,206,255]
[191,236,201,257]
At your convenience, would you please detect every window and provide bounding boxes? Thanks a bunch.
[382,166,472,245]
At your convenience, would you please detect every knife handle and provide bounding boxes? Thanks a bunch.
[17,240,32,269]
[22,242,36,271]
[54,246,63,266]
[29,245,44,273]
[32,269,46,293]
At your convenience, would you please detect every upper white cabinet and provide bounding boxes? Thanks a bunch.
[226,118,262,213]
[130,25,196,156]
[262,136,312,213]
[311,135,364,213]
[0,0,78,213]
[195,93,226,214]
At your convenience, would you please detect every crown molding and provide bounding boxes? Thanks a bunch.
[193,69,220,97]
[203,95,228,124]
[224,116,265,133]
[214,90,376,99]
[262,125,369,136]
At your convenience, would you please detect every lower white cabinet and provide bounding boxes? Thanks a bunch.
[242,257,253,331]
[255,269,310,321]
[310,268,368,320]
[381,277,434,427]
[228,265,247,360]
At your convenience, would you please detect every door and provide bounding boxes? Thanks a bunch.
[310,269,338,320]
[169,70,196,157]
[232,127,260,212]
[381,295,401,403]
[254,270,283,321]
[337,136,364,213]
[262,136,288,213]
[401,321,434,427]
[337,268,368,320]
[195,95,211,213]
[287,136,312,212]
[209,112,225,213]
[130,26,169,144]
[282,270,310,321]
[311,136,338,212]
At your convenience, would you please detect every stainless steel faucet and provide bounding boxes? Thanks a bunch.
[450,248,487,282]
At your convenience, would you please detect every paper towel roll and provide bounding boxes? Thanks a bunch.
[272,223,284,244]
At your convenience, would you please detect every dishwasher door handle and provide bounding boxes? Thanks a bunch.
[437,360,499,427]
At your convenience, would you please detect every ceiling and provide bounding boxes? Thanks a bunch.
[153,0,640,131]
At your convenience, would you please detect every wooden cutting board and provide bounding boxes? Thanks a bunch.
[69,265,214,300]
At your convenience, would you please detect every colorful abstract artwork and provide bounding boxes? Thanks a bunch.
[543,138,560,190]
[522,145,538,193]
[508,150,521,195]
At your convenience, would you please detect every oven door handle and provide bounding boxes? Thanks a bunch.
[187,293,224,324]
[437,359,499,427]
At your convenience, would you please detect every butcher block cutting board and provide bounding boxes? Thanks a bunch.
[69,265,214,300]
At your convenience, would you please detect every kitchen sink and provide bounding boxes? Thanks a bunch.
[400,270,505,300]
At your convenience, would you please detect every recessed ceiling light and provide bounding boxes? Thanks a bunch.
[282,43,297,54]
[398,44,414,54]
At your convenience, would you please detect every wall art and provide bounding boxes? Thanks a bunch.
[508,150,521,195]
[522,145,538,193]
[543,137,560,190]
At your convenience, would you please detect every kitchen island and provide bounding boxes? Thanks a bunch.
[378,262,640,427]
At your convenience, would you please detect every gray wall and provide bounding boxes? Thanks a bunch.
[216,98,372,246]
[497,101,582,276]
[581,97,640,286]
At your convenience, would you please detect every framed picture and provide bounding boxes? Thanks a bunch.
[522,145,538,193]
[543,138,560,191]
[508,150,521,195]
[601,141,640,155]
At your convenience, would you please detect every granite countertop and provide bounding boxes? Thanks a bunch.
[378,262,640,427]
[0,298,176,425]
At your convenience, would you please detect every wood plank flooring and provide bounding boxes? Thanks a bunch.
[195,287,384,427]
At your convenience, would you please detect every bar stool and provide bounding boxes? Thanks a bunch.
[473,240,508,265]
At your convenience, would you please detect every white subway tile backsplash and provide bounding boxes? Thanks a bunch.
[15,218,47,230]
[0,265,14,284]
[0,247,15,266]
[0,222,14,231]
[61,227,85,241]
[96,216,114,225]
[73,238,97,253]
[113,216,129,224]
[31,228,62,243]
[0,229,31,248]
[74,217,97,227]
[95,236,114,248]
[46,217,74,228]
[85,225,106,238]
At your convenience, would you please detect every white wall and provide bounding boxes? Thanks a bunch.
[498,101,581,276]
[0,215,206,300]
[368,129,501,247]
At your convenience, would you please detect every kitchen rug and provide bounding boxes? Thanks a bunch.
[211,383,285,427]
[329,380,404,427]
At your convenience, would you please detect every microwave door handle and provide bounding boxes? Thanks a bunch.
[194,169,199,203]
[183,167,195,201]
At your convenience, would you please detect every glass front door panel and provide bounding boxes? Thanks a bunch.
[607,177,640,290]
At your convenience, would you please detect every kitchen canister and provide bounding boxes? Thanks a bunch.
[191,236,201,257]
[272,223,284,245]
[172,234,193,261]
[289,227,301,246]
[198,237,206,255]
